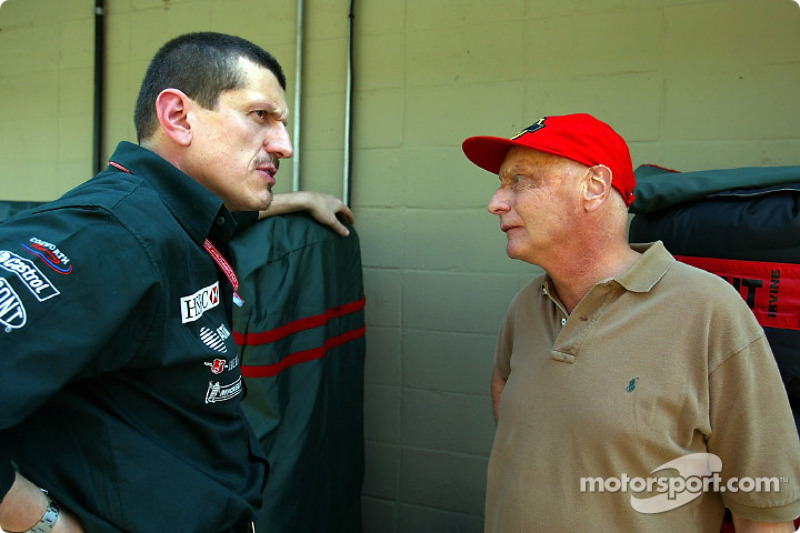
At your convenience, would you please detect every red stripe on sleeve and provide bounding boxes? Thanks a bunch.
[233,297,366,346]
[241,325,366,378]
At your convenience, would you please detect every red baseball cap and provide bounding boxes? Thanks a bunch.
[462,113,636,207]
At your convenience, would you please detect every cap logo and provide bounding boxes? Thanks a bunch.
[511,117,547,140]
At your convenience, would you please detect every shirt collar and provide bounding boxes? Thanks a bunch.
[540,241,675,298]
[614,241,675,293]
[105,142,256,245]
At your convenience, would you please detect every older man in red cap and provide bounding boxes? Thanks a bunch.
[463,114,800,533]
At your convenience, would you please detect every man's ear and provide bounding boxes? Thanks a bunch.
[583,164,613,212]
[154,89,193,146]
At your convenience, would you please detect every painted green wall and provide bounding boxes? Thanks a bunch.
[2,0,799,531]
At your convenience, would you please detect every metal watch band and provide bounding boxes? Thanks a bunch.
[26,490,60,533]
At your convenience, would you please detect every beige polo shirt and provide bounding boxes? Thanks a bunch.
[486,241,800,532]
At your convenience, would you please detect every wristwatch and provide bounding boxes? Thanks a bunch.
[24,489,60,533]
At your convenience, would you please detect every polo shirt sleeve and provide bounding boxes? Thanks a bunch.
[707,306,800,522]
[0,206,162,499]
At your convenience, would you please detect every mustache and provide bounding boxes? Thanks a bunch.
[254,156,278,171]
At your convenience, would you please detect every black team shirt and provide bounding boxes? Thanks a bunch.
[0,141,267,532]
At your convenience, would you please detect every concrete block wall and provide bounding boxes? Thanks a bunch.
[0,2,94,199]
[2,1,800,532]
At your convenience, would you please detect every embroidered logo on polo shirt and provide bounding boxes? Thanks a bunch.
[0,279,26,330]
[180,282,220,323]
[625,377,640,393]
[23,238,73,274]
[205,376,243,404]
[0,251,60,302]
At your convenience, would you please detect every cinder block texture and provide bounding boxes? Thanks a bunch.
[399,448,487,515]
[3,1,800,532]
[398,504,484,533]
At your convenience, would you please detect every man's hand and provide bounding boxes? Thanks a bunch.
[262,191,355,237]
[298,192,355,237]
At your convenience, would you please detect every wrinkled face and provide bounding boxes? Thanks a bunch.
[185,57,293,212]
[488,148,585,265]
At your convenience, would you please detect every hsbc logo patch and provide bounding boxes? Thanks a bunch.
[180,281,220,323]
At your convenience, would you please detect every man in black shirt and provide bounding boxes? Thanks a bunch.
[0,32,352,533]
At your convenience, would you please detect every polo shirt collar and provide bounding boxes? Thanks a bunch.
[541,241,675,364]
[106,141,251,245]
[540,241,675,302]
[614,241,675,293]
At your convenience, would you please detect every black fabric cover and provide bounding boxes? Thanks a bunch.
[629,166,800,430]
[230,212,365,533]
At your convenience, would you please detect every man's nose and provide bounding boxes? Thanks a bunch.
[488,188,510,215]
[266,123,293,159]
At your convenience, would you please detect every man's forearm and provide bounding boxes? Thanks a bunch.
[263,191,315,217]
[261,191,355,237]
[732,513,795,532]
[0,472,49,532]
[491,367,507,423]
[0,473,83,533]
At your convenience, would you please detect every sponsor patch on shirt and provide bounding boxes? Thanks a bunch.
[22,238,73,274]
[0,250,60,301]
[180,282,220,323]
[204,356,240,374]
[206,358,228,374]
[205,376,243,404]
[200,323,230,353]
[0,278,26,330]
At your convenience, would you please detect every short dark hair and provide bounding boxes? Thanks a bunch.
[134,32,286,142]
